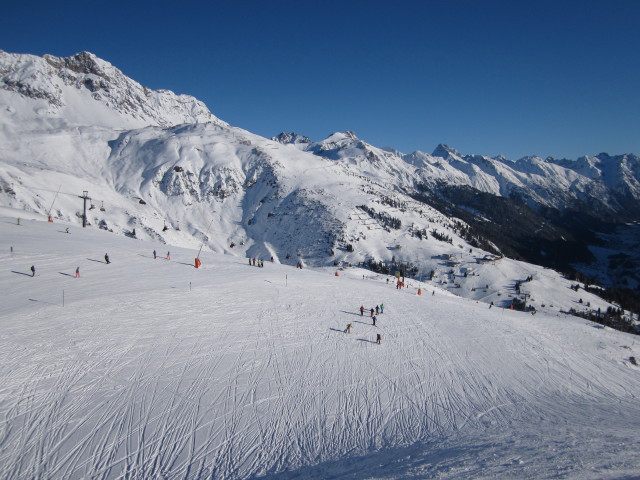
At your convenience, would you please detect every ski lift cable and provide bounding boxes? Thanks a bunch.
[197,217,215,259]
[28,186,117,209]
[46,185,62,217]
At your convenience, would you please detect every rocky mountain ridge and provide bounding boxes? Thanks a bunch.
[0,50,224,128]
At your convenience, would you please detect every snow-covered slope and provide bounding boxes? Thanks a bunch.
[1,215,639,480]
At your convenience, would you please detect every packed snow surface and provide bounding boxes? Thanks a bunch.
[1,214,639,480]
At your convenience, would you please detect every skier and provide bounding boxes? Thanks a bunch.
[380,303,384,314]
[372,315,377,326]
[376,333,381,345]
[248,258,252,266]
[344,323,352,334]
[360,305,364,316]
[105,253,110,264]
[375,305,380,315]
[370,308,374,318]
[65,227,69,234]
[75,267,80,278]
[30,265,35,277]
[166,251,170,260]
[153,250,157,259]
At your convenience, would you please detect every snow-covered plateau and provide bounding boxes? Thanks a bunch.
[1,215,639,480]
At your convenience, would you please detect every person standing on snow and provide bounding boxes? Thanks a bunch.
[105,253,110,264]
[30,265,35,277]
[75,267,80,278]
[380,303,384,314]
[370,308,374,318]
[153,250,157,259]
[376,333,381,344]
[372,315,377,326]
[344,323,352,333]
[360,305,365,316]
[166,251,170,260]
[375,305,380,315]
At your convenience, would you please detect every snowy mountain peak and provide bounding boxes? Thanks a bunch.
[44,50,109,77]
[272,132,312,145]
[432,143,461,160]
[0,50,225,129]
[322,131,359,143]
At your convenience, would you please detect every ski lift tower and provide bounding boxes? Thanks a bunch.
[79,191,90,227]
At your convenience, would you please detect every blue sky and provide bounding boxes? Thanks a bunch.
[2,0,639,159]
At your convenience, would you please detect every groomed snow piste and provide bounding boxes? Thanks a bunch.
[1,213,639,480]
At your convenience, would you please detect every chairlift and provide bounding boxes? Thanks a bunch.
[89,202,96,210]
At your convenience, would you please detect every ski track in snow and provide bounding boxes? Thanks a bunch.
[1,220,640,479]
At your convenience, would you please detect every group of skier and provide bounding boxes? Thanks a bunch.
[153,250,171,260]
[249,258,265,267]
[359,304,384,316]
[30,252,111,279]
[348,303,384,344]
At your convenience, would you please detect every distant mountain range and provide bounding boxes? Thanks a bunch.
[1,50,639,293]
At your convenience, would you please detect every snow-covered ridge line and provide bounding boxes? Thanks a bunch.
[0,50,225,128]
